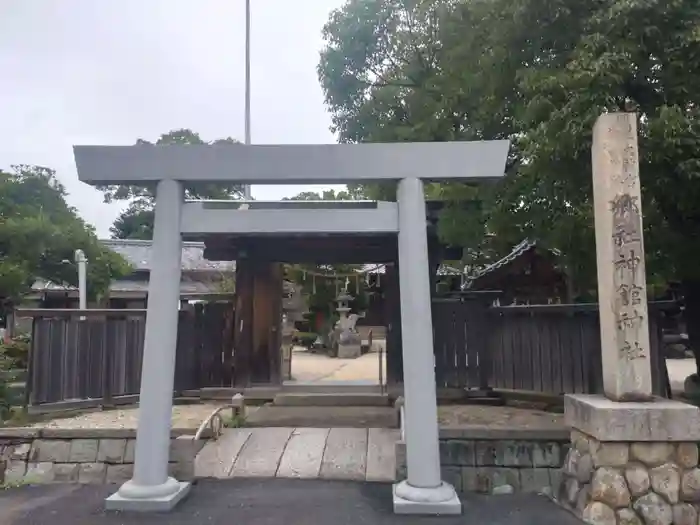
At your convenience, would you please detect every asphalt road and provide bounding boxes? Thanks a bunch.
[0,479,583,525]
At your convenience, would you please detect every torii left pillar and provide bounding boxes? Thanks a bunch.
[393,177,461,515]
[105,178,192,511]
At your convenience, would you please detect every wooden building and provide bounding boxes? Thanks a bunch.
[28,239,235,308]
[199,200,464,387]
[465,239,568,304]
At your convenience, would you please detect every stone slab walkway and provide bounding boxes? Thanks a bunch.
[0,479,584,525]
[196,427,399,482]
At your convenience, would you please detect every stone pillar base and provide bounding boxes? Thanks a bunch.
[337,344,362,359]
[105,478,191,512]
[392,480,462,515]
[559,394,700,525]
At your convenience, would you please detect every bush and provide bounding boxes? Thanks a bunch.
[0,352,14,422]
[0,335,29,369]
[293,332,318,349]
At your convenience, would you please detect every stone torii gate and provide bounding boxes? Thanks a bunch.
[73,140,509,514]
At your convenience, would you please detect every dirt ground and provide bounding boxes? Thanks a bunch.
[437,405,564,429]
[24,402,562,433]
[29,403,230,430]
[290,346,386,383]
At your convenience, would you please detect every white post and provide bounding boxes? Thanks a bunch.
[74,249,87,311]
[106,179,191,511]
[393,177,461,515]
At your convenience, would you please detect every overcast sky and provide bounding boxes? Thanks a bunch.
[0,0,346,237]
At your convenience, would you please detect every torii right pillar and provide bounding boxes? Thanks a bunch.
[561,113,700,524]
[393,176,461,515]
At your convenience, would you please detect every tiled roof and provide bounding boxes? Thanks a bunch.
[357,264,463,276]
[109,279,225,296]
[102,239,235,272]
[30,277,227,297]
[30,239,235,296]
[471,239,538,280]
[463,238,560,289]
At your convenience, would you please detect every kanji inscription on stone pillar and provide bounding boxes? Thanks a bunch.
[592,112,652,401]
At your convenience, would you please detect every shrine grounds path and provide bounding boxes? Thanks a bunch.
[0,479,584,525]
[290,345,386,383]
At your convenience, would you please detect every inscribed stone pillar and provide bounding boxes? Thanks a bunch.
[560,114,700,524]
[592,112,652,401]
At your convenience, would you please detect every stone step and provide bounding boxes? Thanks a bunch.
[357,326,386,340]
[245,405,399,428]
[5,382,25,405]
[273,393,390,407]
[0,369,27,382]
[282,383,383,394]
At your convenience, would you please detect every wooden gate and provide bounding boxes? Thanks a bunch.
[233,259,284,386]
[383,263,403,385]
[175,302,235,391]
[431,297,491,390]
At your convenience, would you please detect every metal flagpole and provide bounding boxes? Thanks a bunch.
[243,0,252,200]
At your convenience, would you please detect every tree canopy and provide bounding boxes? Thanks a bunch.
[0,165,130,306]
[283,188,372,331]
[106,129,244,240]
[284,188,361,201]
[318,0,700,301]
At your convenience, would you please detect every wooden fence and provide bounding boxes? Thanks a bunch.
[26,309,146,406]
[22,303,234,408]
[21,298,673,407]
[432,298,490,391]
[430,298,671,397]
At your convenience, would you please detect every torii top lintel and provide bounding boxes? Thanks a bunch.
[73,140,510,185]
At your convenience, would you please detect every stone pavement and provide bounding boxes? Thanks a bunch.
[0,479,584,525]
[196,427,399,482]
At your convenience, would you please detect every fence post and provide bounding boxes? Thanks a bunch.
[475,299,492,392]
[23,317,37,411]
[101,318,114,408]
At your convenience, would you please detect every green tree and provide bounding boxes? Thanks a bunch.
[318,0,700,361]
[284,188,357,201]
[105,129,244,240]
[0,165,130,309]
[318,0,516,270]
[109,200,154,240]
[283,189,371,332]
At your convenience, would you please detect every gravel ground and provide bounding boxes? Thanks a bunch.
[30,403,230,430]
[437,405,564,429]
[28,404,561,431]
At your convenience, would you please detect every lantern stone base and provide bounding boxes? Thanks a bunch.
[559,394,700,525]
[337,343,362,359]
